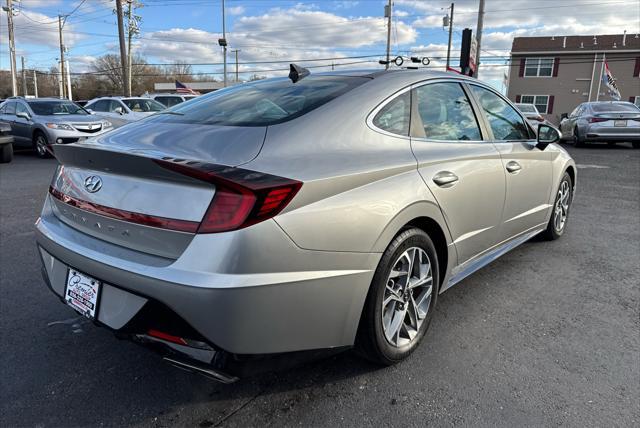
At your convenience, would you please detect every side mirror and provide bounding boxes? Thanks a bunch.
[16,111,30,121]
[537,124,560,150]
[114,106,124,115]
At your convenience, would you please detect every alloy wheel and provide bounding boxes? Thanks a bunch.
[36,135,47,157]
[382,247,433,348]
[553,180,570,232]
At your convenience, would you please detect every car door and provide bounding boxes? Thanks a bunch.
[410,80,506,265]
[561,104,583,137]
[467,84,553,242]
[13,101,33,142]
[1,101,23,145]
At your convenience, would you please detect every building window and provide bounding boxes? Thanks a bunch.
[524,58,554,77]
[520,95,550,114]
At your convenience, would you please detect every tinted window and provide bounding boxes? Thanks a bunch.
[470,85,530,140]
[372,91,410,136]
[4,101,16,115]
[591,103,640,113]
[89,100,109,112]
[16,102,29,115]
[414,83,482,141]
[122,98,165,112]
[155,96,184,108]
[27,101,87,115]
[147,76,369,127]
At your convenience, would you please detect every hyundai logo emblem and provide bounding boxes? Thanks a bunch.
[84,175,103,193]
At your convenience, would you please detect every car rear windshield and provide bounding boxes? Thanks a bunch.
[123,98,165,112]
[516,104,537,113]
[592,103,640,113]
[146,75,370,127]
[28,101,88,115]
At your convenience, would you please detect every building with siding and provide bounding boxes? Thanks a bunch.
[507,34,640,124]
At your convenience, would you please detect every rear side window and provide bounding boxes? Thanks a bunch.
[147,75,370,127]
[372,91,410,136]
[156,96,184,107]
[89,100,109,112]
[591,103,640,113]
[414,82,482,141]
[3,101,16,115]
[470,85,530,141]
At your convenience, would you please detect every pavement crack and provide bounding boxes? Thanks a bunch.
[213,386,268,427]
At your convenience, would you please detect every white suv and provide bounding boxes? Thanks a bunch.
[147,93,199,108]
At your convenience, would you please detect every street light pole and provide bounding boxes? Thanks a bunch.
[232,49,240,82]
[222,0,227,87]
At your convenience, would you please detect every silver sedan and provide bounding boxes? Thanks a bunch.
[35,69,576,381]
[560,101,640,147]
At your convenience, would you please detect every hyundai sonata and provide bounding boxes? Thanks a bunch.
[36,68,576,382]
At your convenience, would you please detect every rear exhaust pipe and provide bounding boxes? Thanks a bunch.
[163,356,239,384]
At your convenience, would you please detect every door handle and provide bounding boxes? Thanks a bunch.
[506,161,522,173]
[432,171,459,187]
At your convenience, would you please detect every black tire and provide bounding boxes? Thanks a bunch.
[0,143,13,163]
[356,228,439,365]
[573,128,586,147]
[32,131,51,158]
[540,172,573,241]
[633,142,640,149]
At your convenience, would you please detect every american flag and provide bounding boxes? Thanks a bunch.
[175,80,200,95]
[602,61,621,100]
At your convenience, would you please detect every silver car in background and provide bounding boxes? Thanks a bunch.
[84,96,166,128]
[560,101,640,148]
[0,97,113,158]
[36,69,576,381]
[515,102,553,130]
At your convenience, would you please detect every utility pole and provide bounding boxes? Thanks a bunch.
[232,49,240,82]
[384,0,392,70]
[115,0,129,96]
[66,60,73,101]
[21,56,26,96]
[126,0,133,97]
[4,0,18,96]
[445,3,454,69]
[222,0,227,87]
[58,15,67,98]
[475,0,485,77]
[33,70,38,98]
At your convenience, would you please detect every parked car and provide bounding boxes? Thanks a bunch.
[0,121,13,163]
[146,93,199,108]
[515,103,553,130]
[84,96,166,128]
[36,69,575,381]
[0,97,113,158]
[559,101,640,147]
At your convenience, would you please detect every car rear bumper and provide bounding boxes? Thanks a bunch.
[584,133,640,142]
[35,195,379,356]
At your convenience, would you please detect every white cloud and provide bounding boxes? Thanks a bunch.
[1,9,83,50]
[228,6,246,16]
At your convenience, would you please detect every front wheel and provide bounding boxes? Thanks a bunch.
[540,172,573,241]
[33,131,51,158]
[356,228,439,365]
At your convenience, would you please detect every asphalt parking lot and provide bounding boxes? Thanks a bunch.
[1,143,638,427]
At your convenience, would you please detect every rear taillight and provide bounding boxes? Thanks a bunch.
[155,158,302,233]
[588,117,607,123]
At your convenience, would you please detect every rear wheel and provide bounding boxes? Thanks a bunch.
[33,131,51,158]
[0,143,13,163]
[540,172,572,241]
[357,228,439,365]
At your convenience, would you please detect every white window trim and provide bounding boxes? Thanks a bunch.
[520,95,550,114]
[524,57,555,78]
[634,96,640,107]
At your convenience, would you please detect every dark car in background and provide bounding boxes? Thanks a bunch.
[0,121,13,163]
[560,101,640,147]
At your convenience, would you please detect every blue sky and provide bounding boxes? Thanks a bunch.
[2,0,639,91]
